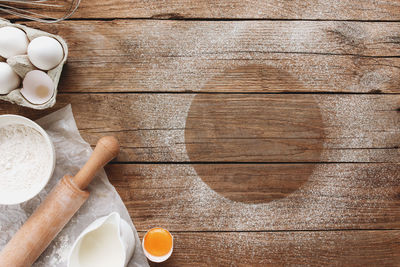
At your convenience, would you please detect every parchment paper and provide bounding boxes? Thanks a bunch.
[0,105,149,267]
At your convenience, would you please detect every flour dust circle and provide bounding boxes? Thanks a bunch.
[184,65,325,203]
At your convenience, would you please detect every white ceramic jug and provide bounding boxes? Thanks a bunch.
[68,212,135,267]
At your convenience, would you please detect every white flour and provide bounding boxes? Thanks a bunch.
[0,124,51,202]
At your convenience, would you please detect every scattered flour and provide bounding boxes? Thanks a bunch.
[71,19,399,236]
[0,124,52,203]
[132,93,400,231]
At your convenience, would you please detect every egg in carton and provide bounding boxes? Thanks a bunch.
[0,19,68,110]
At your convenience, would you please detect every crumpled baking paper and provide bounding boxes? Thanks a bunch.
[0,105,149,267]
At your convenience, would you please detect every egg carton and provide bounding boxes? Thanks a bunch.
[0,19,68,110]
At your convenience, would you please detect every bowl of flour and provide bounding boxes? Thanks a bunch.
[0,115,55,205]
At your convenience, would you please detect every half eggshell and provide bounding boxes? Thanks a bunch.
[21,70,54,105]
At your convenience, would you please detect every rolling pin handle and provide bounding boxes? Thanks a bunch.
[72,136,120,190]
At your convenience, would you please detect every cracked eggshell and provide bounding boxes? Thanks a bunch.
[0,62,20,95]
[0,19,68,110]
[0,26,29,59]
[21,70,54,105]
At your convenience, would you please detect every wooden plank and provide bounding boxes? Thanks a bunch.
[138,231,400,266]
[18,20,400,93]
[4,0,400,20]
[107,163,400,231]
[1,94,400,163]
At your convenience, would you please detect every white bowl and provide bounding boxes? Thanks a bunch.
[0,114,55,205]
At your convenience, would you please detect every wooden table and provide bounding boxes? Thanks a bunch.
[2,1,400,265]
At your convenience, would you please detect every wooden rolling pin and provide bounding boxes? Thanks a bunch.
[0,136,120,267]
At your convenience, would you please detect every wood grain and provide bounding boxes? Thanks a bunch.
[106,163,400,231]
[1,1,399,265]
[4,0,400,20]
[139,231,400,266]
[16,20,400,93]
[1,93,399,163]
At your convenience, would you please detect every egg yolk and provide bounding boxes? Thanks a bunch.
[144,228,172,257]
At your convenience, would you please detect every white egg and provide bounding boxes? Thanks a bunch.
[28,36,64,71]
[0,26,29,59]
[21,70,54,105]
[0,62,20,94]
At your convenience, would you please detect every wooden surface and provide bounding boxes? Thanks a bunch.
[23,21,400,93]
[138,231,400,266]
[7,1,400,20]
[2,0,400,265]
